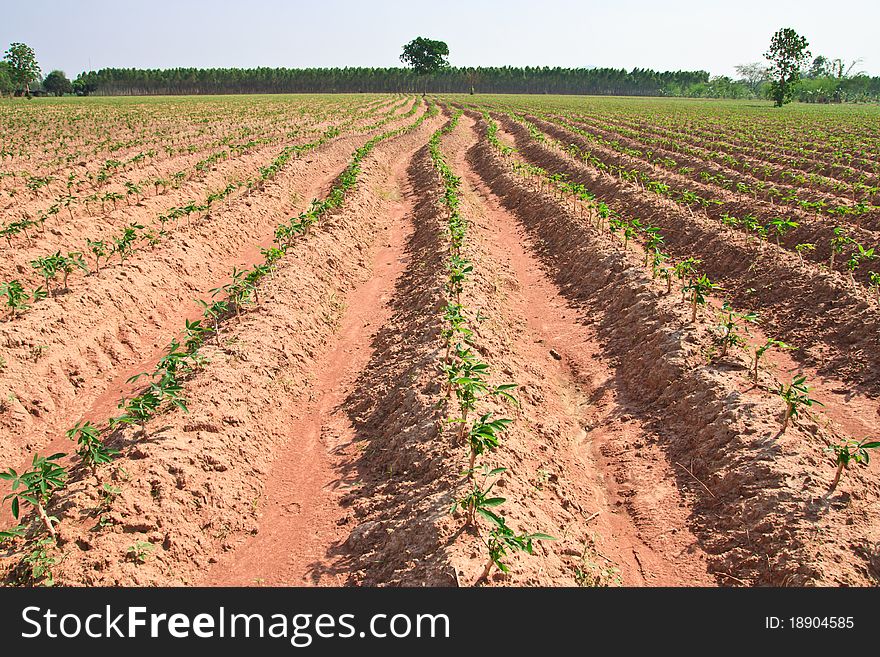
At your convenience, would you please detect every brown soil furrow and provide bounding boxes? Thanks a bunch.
[528,115,880,267]
[0,97,389,195]
[563,108,880,181]
[495,114,880,396]
[465,113,880,586]
[333,111,714,587]
[553,113,880,219]
[0,105,444,586]
[450,114,715,585]
[202,139,418,586]
[0,103,401,276]
[0,106,426,468]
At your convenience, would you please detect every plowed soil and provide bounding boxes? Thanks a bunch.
[1,95,878,588]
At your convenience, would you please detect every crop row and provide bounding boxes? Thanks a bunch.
[0,100,435,585]
[478,109,878,497]
[429,110,552,583]
[0,99,421,321]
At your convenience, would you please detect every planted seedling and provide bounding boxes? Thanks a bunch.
[479,513,554,582]
[767,217,798,245]
[0,280,31,318]
[59,252,88,290]
[870,271,880,302]
[21,537,58,586]
[776,375,823,432]
[466,414,512,475]
[113,223,144,263]
[0,453,68,538]
[30,252,63,297]
[66,420,118,470]
[794,243,815,267]
[828,226,853,270]
[752,338,792,383]
[826,438,880,493]
[715,303,757,357]
[844,243,876,285]
[127,540,154,564]
[684,274,721,323]
[673,257,700,300]
[86,239,109,274]
[451,466,506,526]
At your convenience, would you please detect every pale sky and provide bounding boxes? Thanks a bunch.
[2,0,878,79]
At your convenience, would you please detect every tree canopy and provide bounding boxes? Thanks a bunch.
[3,42,41,95]
[43,70,72,96]
[764,28,811,106]
[400,37,451,76]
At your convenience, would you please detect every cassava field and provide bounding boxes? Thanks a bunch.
[1,93,879,587]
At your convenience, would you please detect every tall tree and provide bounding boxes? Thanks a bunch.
[764,28,811,107]
[43,70,72,96]
[400,37,450,95]
[3,42,41,96]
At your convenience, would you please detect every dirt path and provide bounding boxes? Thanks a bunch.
[202,127,419,586]
[447,114,714,585]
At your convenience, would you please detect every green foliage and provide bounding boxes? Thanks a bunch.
[451,466,507,526]
[0,279,31,317]
[3,43,41,95]
[752,338,792,383]
[776,375,822,431]
[482,512,555,580]
[827,438,880,492]
[0,453,68,537]
[66,421,118,469]
[127,540,154,563]
[715,303,757,357]
[42,70,72,96]
[684,273,720,322]
[399,37,451,77]
[22,538,58,586]
[764,28,811,107]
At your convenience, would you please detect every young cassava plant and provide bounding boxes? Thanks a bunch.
[776,375,823,432]
[826,438,880,493]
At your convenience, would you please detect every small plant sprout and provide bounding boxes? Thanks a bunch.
[86,238,109,274]
[113,223,144,263]
[828,226,853,270]
[684,274,721,323]
[127,540,154,563]
[767,217,798,245]
[479,514,555,583]
[870,271,880,302]
[451,466,506,526]
[715,303,758,357]
[30,252,63,297]
[776,375,823,432]
[844,243,876,285]
[826,438,880,493]
[0,453,68,538]
[752,338,792,383]
[0,280,31,318]
[466,414,512,475]
[22,538,59,586]
[66,420,118,470]
[59,252,88,290]
[794,242,815,267]
[673,257,700,300]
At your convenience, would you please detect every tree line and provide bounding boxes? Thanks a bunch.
[4,37,880,102]
[70,66,712,97]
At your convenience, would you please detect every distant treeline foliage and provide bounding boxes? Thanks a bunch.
[72,66,714,96]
